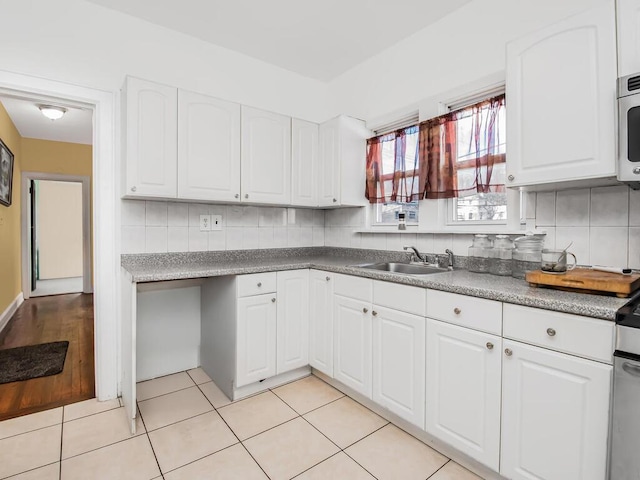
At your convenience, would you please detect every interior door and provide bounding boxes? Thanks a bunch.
[29,179,37,292]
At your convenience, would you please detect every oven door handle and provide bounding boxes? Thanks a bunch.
[622,362,640,377]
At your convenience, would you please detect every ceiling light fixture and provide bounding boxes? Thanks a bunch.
[38,105,67,120]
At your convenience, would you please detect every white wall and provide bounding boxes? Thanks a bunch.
[0,0,331,122]
[121,200,325,254]
[37,180,83,279]
[328,0,608,122]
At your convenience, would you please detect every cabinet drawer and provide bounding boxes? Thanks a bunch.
[373,280,426,317]
[237,272,277,297]
[426,290,502,335]
[503,304,614,363]
[334,274,372,302]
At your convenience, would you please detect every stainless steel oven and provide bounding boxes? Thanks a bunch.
[618,73,640,189]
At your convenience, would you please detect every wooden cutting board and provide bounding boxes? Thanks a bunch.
[525,268,640,297]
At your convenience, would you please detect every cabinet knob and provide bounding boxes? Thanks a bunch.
[271,297,276,303]
[257,282,262,287]
[326,276,330,281]
[453,307,461,315]
[486,342,494,350]
[508,174,515,181]
[245,194,249,199]
[235,194,239,199]
[634,167,640,175]
[372,311,378,316]
[363,307,368,313]
[505,348,513,357]
[333,198,337,203]
[131,186,137,192]
[546,328,556,337]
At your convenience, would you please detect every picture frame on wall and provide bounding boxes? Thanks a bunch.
[0,137,14,207]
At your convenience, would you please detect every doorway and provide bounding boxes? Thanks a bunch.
[21,173,92,299]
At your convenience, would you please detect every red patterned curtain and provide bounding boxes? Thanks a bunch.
[419,94,506,199]
[365,126,421,204]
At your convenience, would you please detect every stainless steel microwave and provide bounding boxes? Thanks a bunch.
[618,73,640,189]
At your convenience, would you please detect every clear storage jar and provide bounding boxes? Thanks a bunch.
[489,235,514,276]
[512,234,544,279]
[467,234,493,273]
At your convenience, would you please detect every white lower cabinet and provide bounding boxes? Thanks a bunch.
[425,319,502,471]
[333,294,373,398]
[309,270,334,377]
[236,293,277,388]
[276,270,309,375]
[500,340,612,480]
[372,306,425,428]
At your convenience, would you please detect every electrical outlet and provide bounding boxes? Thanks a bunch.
[211,214,222,230]
[199,214,211,231]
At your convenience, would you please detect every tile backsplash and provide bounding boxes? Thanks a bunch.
[122,184,640,270]
[121,201,325,254]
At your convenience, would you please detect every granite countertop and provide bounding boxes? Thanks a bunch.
[121,247,630,321]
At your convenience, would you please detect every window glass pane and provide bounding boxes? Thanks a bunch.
[454,192,507,222]
[376,202,419,224]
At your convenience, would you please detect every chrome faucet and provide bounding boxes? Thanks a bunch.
[403,245,425,263]
[445,249,454,270]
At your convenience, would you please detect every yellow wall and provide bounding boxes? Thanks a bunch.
[0,103,22,315]
[21,139,92,176]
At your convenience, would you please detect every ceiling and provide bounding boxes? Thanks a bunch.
[85,0,473,81]
[0,97,93,145]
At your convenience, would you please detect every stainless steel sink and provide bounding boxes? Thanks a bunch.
[352,262,449,275]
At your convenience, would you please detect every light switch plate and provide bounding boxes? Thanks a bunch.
[211,214,222,230]
[199,214,211,231]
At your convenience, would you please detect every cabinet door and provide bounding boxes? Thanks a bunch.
[276,270,309,374]
[372,306,425,428]
[426,319,502,471]
[124,77,178,198]
[501,340,612,480]
[177,90,240,201]
[506,1,616,187]
[333,295,372,398]
[291,119,318,207]
[236,294,277,388]
[241,106,291,204]
[617,0,640,77]
[309,270,334,377]
[318,119,340,207]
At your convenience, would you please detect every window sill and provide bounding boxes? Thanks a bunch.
[356,226,545,235]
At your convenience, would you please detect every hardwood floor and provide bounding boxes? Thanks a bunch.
[0,293,94,421]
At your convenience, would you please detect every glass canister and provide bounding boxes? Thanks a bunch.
[467,234,493,273]
[489,235,514,276]
[512,234,544,279]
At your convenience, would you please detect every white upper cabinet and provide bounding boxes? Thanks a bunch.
[241,106,291,204]
[318,116,369,207]
[506,1,617,188]
[124,77,178,198]
[177,90,241,202]
[501,340,612,480]
[291,119,319,207]
[618,0,640,76]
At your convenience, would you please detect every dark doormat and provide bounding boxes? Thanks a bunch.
[0,341,69,384]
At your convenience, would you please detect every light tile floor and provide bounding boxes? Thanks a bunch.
[0,369,484,480]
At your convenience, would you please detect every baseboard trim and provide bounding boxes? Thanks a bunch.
[0,292,24,335]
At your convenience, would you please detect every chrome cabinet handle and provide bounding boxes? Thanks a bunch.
[271,297,276,303]
[326,276,330,281]
[486,342,494,350]
[131,186,137,192]
[547,328,556,337]
[505,348,513,357]
[333,198,337,203]
[363,307,368,313]
[245,194,249,199]
[235,193,239,199]
[372,311,378,316]
[508,174,515,181]
[257,282,262,287]
[622,362,640,377]
[453,307,461,315]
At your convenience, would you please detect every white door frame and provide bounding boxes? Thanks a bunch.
[0,69,119,401]
[21,173,92,298]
